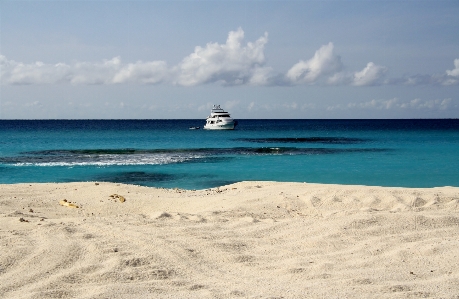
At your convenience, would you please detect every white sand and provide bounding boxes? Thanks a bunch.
[1,181,458,298]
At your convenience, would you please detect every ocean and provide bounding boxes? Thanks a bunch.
[1,119,458,190]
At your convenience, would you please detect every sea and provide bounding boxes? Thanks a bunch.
[1,119,458,190]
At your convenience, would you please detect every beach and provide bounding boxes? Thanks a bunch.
[1,181,458,298]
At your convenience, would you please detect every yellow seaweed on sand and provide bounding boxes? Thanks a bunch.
[59,199,79,208]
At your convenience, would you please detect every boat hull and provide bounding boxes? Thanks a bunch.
[203,123,235,130]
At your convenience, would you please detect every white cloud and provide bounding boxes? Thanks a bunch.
[175,28,271,86]
[443,58,459,85]
[344,98,454,110]
[352,62,387,86]
[286,42,343,84]
[327,72,352,85]
[1,29,273,87]
[1,56,72,85]
[439,98,452,110]
[113,60,169,84]
[446,59,459,77]
[0,55,170,85]
[286,43,389,87]
[249,66,274,86]
[1,29,457,89]
[400,98,452,110]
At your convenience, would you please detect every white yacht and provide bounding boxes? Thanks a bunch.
[203,105,237,130]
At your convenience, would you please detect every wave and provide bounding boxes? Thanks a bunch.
[4,153,203,167]
[234,137,368,144]
[21,146,383,155]
[0,147,389,167]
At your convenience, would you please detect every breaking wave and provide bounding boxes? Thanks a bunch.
[0,147,389,167]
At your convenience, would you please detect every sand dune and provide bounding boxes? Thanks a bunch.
[1,182,459,298]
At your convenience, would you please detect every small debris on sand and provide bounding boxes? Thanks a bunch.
[109,194,126,203]
[59,199,79,208]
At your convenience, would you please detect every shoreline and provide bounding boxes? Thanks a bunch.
[2,180,458,190]
[1,181,459,298]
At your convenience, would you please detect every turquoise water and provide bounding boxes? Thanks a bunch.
[1,119,458,189]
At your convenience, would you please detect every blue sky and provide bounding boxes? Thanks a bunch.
[1,0,458,119]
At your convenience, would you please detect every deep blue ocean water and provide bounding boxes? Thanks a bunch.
[1,119,458,190]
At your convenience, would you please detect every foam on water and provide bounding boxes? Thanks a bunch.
[12,153,203,167]
[4,147,389,167]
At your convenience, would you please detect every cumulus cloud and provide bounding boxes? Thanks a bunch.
[175,27,271,86]
[286,42,343,84]
[1,55,72,85]
[443,58,459,85]
[0,29,457,88]
[285,43,388,86]
[1,28,273,86]
[0,55,169,85]
[352,62,387,86]
[446,59,459,77]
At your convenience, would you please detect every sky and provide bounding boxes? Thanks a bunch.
[1,0,458,119]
